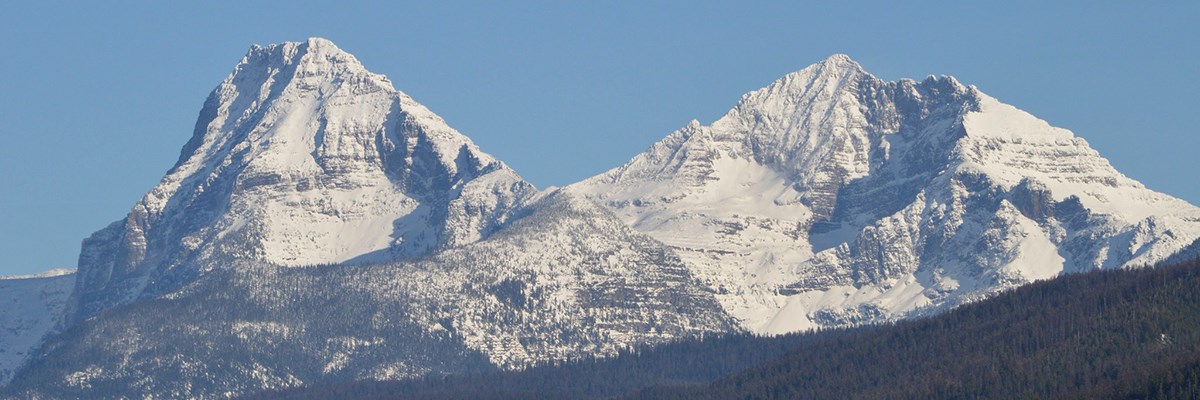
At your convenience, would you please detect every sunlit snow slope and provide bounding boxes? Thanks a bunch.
[570,55,1200,333]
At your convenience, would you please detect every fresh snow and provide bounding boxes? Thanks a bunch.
[960,93,1199,225]
[69,38,536,321]
[571,54,1200,333]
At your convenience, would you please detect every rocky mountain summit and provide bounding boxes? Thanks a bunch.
[571,54,1200,333]
[70,38,537,322]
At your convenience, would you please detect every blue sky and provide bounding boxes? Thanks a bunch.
[1,1,1197,275]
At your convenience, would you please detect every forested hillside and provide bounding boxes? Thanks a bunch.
[247,257,1200,399]
[657,256,1200,399]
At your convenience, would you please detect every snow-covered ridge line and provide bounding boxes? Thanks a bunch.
[0,268,75,280]
[0,271,75,385]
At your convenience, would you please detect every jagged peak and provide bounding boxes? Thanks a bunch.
[171,38,399,176]
[232,37,378,87]
[244,37,354,61]
[815,53,860,70]
[180,38,507,186]
[792,53,868,80]
[732,54,873,113]
[295,37,365,68]
[303,36,341,51]
[919,74,970,93]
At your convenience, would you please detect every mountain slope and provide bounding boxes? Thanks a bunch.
[5,193,733,399]
[239,258,1200,400]
[0,270,74,385]
[70,38,536,322]
[569,54,1200,333]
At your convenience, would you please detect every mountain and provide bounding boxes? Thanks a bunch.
[0,270,74,385]
[69,38,536,322]
[2,39,731,399]
[569,54,1200,333]
[6,44,1198,398]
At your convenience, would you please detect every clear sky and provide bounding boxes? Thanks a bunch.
[1,1,1197,276]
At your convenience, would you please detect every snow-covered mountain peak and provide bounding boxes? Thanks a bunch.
[788,53,863,80]
[731,54,870,115]
[69,39,535,321]
[298,36,351,54]
[242,37,369,73]
[819,53,855,64]
[228,38,383,97]
[173,37,488,177]
[573,54,1200,333]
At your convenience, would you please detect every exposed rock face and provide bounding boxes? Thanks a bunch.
[570,54,1200,333]
[69,38,536,322]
